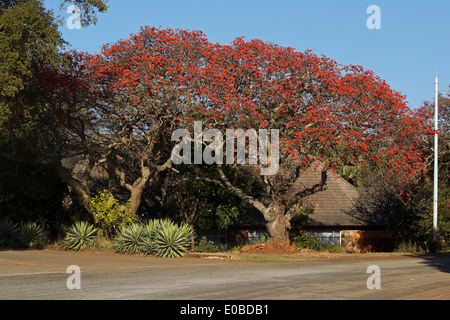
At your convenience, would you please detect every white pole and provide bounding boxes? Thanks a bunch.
[433,75,439,252]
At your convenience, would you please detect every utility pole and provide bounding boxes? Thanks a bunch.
[432,75,439,253]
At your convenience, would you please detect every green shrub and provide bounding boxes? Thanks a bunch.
[19,222,48,248]
[113,223,145,255]
[152,219,194,258]
[89,190,138,237]
[64,221,98,251]
[0,219,19,246]
[195,236,220,253]
[292,233,323,251]
[394,240,424,253]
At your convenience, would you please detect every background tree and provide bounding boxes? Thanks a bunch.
[58,0,108,27]
[0,0,108,229]
[350,89,449,250]
[409,90,449,248]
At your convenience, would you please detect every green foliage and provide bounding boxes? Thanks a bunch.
[194,236,220,253]
[336,165,360,186]
[0,0,63,101]
[292,233,345,252]
[64,221,97,251]
[0,0,109,237]
[18,221,48,248]
[113,223,145,255]
[152,219,194,258]
[90,191,138,237]
[58,0,109,27]
[292,233,323,251]
[394,240,424,253]
[163,164,263,235]
[289,210,312,235]
[0,219,19,246]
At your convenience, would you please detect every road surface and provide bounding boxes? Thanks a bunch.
[0,249,449,301]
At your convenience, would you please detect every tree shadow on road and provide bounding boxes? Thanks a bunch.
[416,253,450,274]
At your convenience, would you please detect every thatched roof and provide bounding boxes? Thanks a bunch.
[293,166,362,227]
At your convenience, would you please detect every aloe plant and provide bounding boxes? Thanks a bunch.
[19,222,48,248]
[64,221,98,251]
[152,219,194,258]
[113,223,145,255]
[0,219,19,246]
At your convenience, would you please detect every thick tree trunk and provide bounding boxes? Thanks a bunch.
[265,204,291,248]
[54,160,98,223]
[129,186,144,216]
[209,166,294,248]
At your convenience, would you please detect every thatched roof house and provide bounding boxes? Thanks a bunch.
[223,165,394,252]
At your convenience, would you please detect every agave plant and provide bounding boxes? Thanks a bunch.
[139,220,158,255]
[113,223,145,255]
[0,219,19,246]
[64,221,98,251]
[19,222,48,248]
[152,219,194,258]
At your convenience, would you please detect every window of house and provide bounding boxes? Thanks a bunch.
[308,231,341,246]
[200,231,227,251]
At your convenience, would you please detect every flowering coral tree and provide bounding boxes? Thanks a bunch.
[192,36,433,246]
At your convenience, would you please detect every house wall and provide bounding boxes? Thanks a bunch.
[341,230,394,253]
[223,227,395,253]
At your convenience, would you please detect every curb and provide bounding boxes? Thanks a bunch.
[184,253,238,260]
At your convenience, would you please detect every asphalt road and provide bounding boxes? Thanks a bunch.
[0,249,449,301]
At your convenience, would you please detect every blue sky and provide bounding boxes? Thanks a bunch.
[44,0,450,110]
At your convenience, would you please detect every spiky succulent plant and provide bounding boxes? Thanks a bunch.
[113,223,145,255]
[0,219,19,246]
[152,219,194,258]
[19,222,48,248]
[64,221,98,251]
